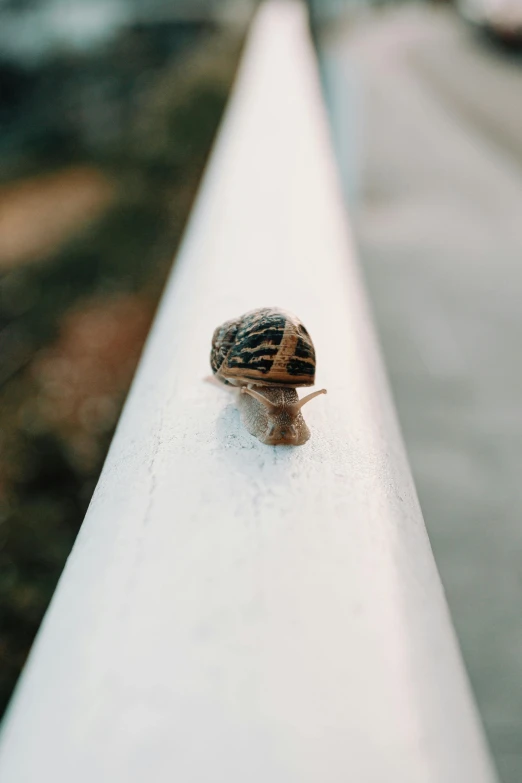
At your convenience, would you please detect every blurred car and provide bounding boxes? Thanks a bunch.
[458,0,522,45]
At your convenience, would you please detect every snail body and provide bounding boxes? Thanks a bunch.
[237,385,325,446]
[210,307,326,446]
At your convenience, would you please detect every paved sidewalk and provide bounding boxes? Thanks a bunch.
[324,7,522,782]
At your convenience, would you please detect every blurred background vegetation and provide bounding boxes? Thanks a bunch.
[0,0,249,717]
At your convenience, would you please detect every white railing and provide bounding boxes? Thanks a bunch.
[0,2,497,781]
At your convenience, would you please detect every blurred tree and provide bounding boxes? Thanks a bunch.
[0,23,245,717]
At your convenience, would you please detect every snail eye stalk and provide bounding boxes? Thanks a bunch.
[240,387,278,413]
[291,389,327,413]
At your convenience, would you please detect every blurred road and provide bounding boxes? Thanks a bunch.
[324,6,522,782]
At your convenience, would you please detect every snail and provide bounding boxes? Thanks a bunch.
[210,307,326,446]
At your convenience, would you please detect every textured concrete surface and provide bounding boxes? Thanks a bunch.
[324,6,522,782]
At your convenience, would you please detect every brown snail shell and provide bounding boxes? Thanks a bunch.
[211,307,316,387]
[210,307,326,446]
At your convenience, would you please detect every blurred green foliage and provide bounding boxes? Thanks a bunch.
[0,22,244,717]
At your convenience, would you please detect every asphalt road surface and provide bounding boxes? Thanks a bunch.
[324,6,522,782]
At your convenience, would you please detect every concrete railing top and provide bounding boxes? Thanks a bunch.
[0,2,497,782]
